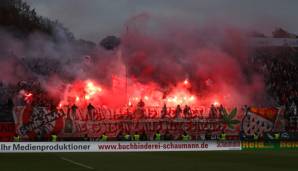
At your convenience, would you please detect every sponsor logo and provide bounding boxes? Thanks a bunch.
[280,141,298,149]
[241,141,274,149]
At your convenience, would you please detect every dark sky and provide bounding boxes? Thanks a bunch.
[25,0,298,42]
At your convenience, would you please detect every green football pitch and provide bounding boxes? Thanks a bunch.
[0,151,297,171]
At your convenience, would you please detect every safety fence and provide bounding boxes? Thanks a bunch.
[1,105,297,142]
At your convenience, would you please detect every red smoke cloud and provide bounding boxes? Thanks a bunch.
[57,15,265,109]
[0,14,265,110]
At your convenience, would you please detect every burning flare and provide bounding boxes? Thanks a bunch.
[84,80,102,100]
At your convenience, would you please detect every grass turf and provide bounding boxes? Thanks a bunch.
[0,151,297,171]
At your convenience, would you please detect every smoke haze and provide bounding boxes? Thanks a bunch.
[25,0,298,41]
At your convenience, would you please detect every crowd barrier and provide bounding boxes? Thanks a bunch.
[0,105,297,142]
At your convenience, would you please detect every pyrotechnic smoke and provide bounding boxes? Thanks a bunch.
[120,14,265,107]
[0,14,266,108]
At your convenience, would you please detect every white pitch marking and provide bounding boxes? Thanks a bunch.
[60,157,94,170]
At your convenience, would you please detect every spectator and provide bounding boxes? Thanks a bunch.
[183,105,191,118]
[164,131,173,141]
[175,105,182,118]
[117,131,124,141]
[87,103,95,120]
[133,132,140,141]
[161,104,167,118]
[154,131,161,141]
[140,131,147,141]
[181,131,191,141]
[83,134,89,141]
[209,104,217,119]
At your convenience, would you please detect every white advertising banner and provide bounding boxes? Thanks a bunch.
[0,141,241,153]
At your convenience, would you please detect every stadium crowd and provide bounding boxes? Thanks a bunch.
[1,48,298,142]
[252,48,298,117]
